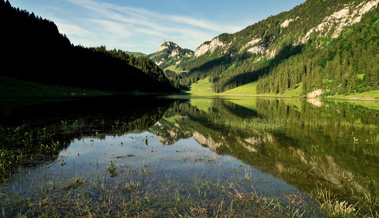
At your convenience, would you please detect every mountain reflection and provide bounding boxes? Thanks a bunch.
[152,97,378,215]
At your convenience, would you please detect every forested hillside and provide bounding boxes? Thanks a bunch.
[256,5,379,95]
[0,0,178,93]
[158,0,378,96]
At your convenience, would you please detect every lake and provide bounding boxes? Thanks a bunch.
[0,96,378,217]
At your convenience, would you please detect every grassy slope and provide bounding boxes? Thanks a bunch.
[0,77,107,98]
[186,78,379,111]
[325,90,379,100]
[187,78,303,97]
[186,77,214,96]
[221,81,258,96]
[188,78,379,100]
[164,65,187,74]
[0,77,109,109]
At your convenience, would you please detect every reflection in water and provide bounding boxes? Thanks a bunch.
[0,96,378,216]
[155,97,379,216]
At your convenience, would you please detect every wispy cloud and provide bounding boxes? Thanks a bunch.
[56,22,93,37]
[90,19,132,38]
[67,0,239,32]
[60,0,243,53]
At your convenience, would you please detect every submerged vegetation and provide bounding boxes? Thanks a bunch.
[0,97,172,181]
[0,156,318,217]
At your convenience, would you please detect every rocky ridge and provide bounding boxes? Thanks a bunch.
[194,38,231,57]
[301,0,379,43]
[149,41,194,69]
[158,41,178,52]
[190,0,379,60]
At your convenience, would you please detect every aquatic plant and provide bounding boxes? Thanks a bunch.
[0,149,13,170]
[125,180,140,192]
[108,160,117,177]
[65,178,86,190]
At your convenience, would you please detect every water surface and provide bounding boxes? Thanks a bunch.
[0,96,378,217]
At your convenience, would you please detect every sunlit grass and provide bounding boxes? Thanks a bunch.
[282,82,304,97]
[186,77,214,96]
[326,90,379,100]
[164,65,187,74]
[187,79,305,97]
[220,81,258,96]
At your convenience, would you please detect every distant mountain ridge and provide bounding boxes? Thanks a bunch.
[148,0,379,96]
[148,41,194,70]
[157,41,178,52]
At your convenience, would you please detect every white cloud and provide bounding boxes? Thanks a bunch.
[89,19,132,38]
[62,0,244,53]
[56,22,92,37]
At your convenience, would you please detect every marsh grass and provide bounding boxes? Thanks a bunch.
[0,120,83,163]
[0,116,153,182]
[311,186,359,217]
[64,177,86,190]
[1,146,372,217]
[0,158,321,218]
[125,180,141,192]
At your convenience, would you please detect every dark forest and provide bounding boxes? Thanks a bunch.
[0,0,178,93]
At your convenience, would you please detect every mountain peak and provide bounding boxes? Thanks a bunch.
[158,41,178,52]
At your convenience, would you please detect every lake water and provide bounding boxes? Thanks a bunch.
[0,96,378,217]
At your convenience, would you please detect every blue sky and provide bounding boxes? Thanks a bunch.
[10,0,306,54]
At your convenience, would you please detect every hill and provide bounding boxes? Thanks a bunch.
[124,51,146,58]
[147,41,194,89]
[148,41,194,70]
[0,0,179,94]
[158,0,379,97]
